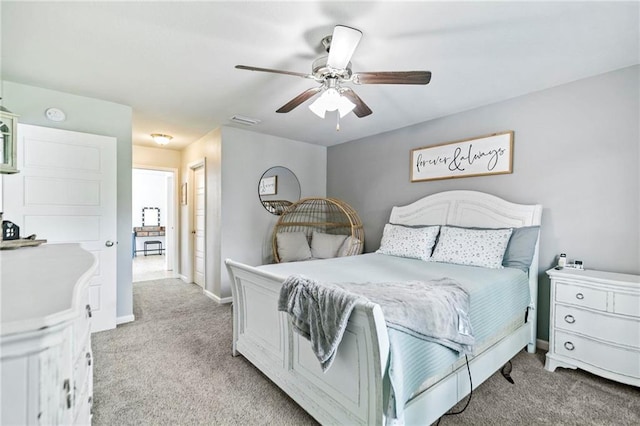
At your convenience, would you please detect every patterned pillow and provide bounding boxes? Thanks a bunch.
[376,224,440,261]
[431,226,513,268]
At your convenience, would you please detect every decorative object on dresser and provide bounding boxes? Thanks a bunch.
[1,244,97,425]
[272,197,364,263]
[2,219,20,240]
[0,104,19,174]
[545,268,640,387]
[0,213,47,249]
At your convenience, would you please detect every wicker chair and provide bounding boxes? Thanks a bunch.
[272,197,364,263]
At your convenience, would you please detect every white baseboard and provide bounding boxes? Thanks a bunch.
[204,289,233,304]
[116,314,135,325]
[179,274,190,283]
[536,339,549,351]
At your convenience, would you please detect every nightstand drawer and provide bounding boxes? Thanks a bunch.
[555,305,640,348]
[555,330,640,379]
[556,281,607,311]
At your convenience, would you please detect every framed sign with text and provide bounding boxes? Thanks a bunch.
[259,175,277,195]
[410,131,513,182]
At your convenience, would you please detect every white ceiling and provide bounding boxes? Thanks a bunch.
[2,1,638,149]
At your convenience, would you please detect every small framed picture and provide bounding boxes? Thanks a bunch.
[181,182,188,205]
[259,175,277,196]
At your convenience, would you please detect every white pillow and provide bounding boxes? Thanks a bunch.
[337,236,363,257]
[376,224,440,261]
[311,231,348,259]
[276,232,312,262]
[431,226,513,268]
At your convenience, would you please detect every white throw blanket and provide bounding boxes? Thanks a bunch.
[278,275,474,372]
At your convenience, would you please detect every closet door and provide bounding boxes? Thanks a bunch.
[2,124,117,332]
[193,165,205,288]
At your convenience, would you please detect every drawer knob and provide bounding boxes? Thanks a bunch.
[564,341,575,351]
[575,293,584,300]
[564,314,576,324]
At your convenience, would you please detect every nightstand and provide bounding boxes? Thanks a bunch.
[545,267,640,386]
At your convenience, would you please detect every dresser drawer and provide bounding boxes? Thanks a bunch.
[614,292,640,317]
[555,305,640,348]
[556,281,607,311]
[554,330,640,379]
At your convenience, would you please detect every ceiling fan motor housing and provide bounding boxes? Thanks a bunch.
[312,56,352,81]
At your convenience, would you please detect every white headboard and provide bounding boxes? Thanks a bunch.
[389,190,543,341]
[389,190,542,228]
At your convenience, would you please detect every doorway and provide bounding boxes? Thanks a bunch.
[132,168,178,282]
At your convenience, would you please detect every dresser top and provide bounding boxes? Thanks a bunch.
[547,267,640,286]
[1,243,96,336]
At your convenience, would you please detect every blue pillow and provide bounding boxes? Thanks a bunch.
[502,226,540,272]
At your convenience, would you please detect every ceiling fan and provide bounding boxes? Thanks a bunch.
[235,25,432,122]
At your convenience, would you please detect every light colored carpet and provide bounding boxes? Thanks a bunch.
[92,278,640,425]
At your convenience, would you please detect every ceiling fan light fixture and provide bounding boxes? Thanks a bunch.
[151,133,173,146]
[308,99,327,118]
[308,88,356,119]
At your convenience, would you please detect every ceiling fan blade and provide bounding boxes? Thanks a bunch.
[326,25,363,70]
[352,71,432,85]
[235,65,313,79]
[276,87,323,113]
[340,88,372,118]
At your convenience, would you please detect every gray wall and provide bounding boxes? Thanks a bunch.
[220,126,327,298]
[327,65,639,341]
[1,81,134,322]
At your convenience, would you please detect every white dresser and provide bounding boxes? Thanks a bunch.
[1,244,97,425]
[545,267,640,386]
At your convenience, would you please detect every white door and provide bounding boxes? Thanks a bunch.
[2,124,117,332]
[193,166,205,287]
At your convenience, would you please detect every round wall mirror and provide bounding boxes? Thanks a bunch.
[258,166,301,215]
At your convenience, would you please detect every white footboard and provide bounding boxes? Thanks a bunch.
[226,259,390,425]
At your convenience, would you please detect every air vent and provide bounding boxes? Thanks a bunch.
[230,115,261,126]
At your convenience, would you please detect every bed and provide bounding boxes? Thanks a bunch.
[225,190,542,425]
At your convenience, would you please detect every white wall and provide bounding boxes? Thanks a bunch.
[132,169,170,227]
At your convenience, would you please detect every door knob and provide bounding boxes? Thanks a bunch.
[105,240,115,247]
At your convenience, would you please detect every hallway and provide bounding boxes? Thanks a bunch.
[132,254,177,282]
